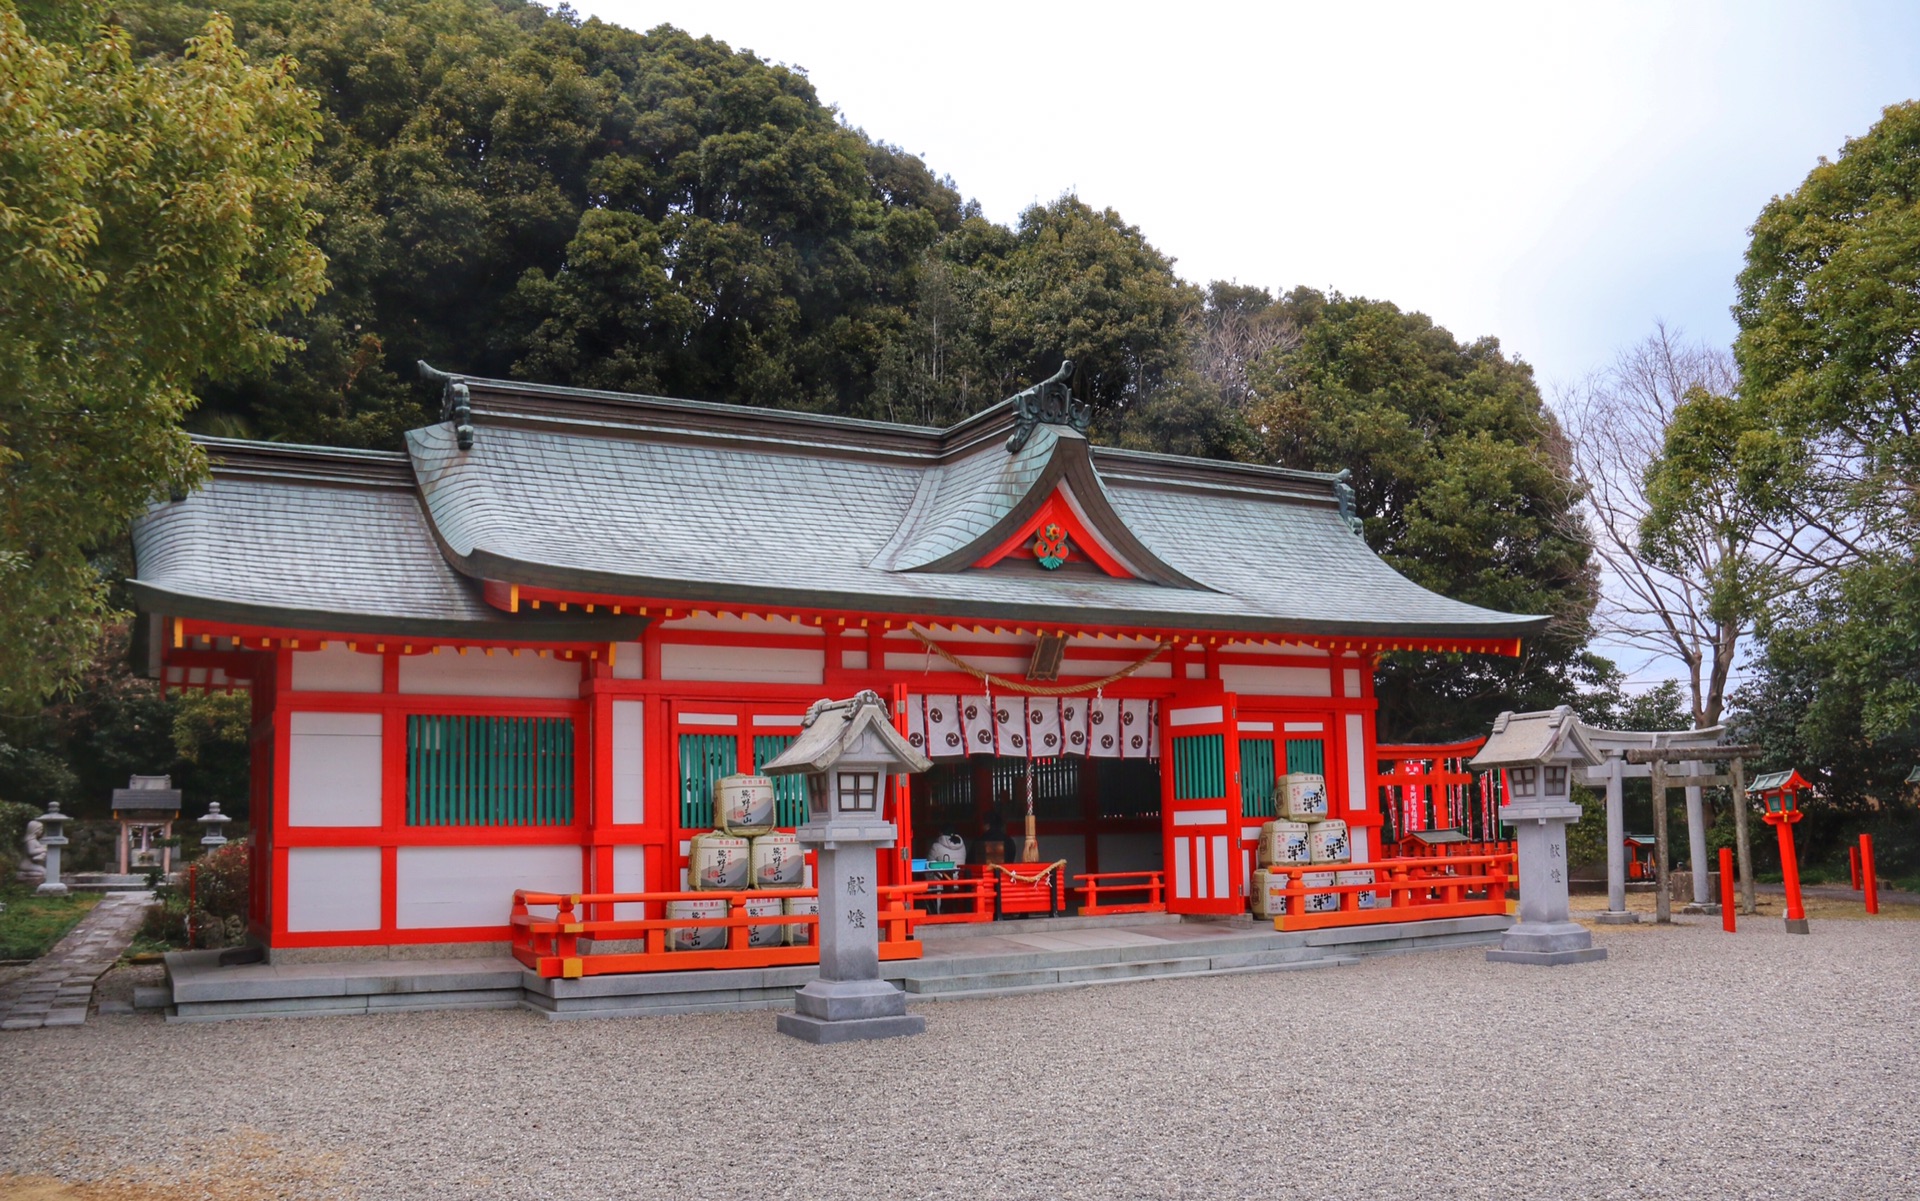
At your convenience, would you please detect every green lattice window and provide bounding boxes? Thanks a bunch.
[406,715,574,827]
[1240,738,1277,817]
[1172,734,1225,801]
[753,735,809,827]
[678,733,737,830]
[1286,739,1325,776]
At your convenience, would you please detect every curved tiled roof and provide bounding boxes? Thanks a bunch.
[132,376,1551,644]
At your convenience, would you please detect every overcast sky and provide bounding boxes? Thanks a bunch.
[575,0,1917,687]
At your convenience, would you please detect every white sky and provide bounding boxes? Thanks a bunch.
[574,0,1920,689]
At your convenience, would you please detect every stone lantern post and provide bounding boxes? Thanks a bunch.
[763,690,932,1043]
[34,802,72,898]
[1470,706,1607,966]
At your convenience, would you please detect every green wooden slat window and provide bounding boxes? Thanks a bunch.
[1286,739,1325,776]
[679,734,737,830]
[406,715,574,827]
[752,735,809,827]
[1172,733,1224,801]
[1240,738,1277,817]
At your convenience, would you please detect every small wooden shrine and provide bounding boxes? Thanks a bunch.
[111,774,183,875]
[129,363,1543,956]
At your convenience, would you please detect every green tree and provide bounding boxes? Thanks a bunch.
[1728,101,1920,776]
[1247,290,1600,740]
[130,1,964,441]
[0,3,324,709]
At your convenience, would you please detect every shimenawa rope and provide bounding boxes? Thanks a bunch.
[907,626,1170,695]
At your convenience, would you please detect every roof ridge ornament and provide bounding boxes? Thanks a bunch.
[1006,360,1088,453]
[1333,468,1363,536]
[418,361,474,450]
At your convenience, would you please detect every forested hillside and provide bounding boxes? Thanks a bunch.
[0,0,1607,826]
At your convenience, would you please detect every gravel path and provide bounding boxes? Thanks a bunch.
[3,916,1917,1200]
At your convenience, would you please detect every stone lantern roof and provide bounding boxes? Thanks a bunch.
[762,691,932,777]
[1468,706,1601,771]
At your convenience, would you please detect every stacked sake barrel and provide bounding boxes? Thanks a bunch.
[672,774,812,950]
[1249,773,1370,917]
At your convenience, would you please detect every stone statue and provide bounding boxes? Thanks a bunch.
[18,818,46,883]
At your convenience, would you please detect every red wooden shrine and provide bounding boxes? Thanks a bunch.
[130,367,1542,958]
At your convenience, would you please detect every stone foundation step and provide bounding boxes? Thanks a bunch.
[915,912,1183,941]
[904,954,1361,1002]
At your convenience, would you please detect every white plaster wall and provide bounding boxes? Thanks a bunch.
[1346,713,1368,812]
[395,845,582,929]
[1059,657,1173,679]
[1219,664,1333,697]
[1343,667,1364,697]
[397,651,582,698]
[612,641,644,680]
[612,844,647,920]
[286,847,382,932]
[290,644,383,692]
[660,644,824,684]
[882,652,1028,676]
[288,712,383,827]
[611,700,644,825]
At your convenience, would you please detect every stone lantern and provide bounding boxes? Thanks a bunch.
[198,802,232,849]
[34,802,72,898]
[1470,706,1607,966]
[763,690,932,1043]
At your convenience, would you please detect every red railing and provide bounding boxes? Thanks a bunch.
[510,885,924,979]
[1265,852,1514,932]
[1073,870,1165,916]
[1376,738,1504,846]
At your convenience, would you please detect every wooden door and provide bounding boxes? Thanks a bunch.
[1161,694,1243,915]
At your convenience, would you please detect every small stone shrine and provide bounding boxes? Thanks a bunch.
[763,690,932,1043]
[112,775,182,875]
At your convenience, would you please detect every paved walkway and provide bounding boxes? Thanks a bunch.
[0,892,151,1031]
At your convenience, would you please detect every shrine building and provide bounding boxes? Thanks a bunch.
[129,365,1543,956]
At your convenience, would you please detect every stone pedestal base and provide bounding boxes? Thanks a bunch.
[1592,910,1639,925]
[777,1011,926,1043]
[1681,902,1721,915]
[33,881,69,897]
[1783,918,1810,935]
[1486,920,1608,966]
[778,978,924,1043]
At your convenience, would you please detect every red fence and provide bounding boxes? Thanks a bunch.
[1266,851,1515,932]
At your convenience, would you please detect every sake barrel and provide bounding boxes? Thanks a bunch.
[1279,773,1329,820]
[714,773,777,837]
[1257,819,1312,866]
[751,832,804,889]
[1308,819,1351,864]
[743,895,786,948]
[783,894,819,946]
[1336,868,1377,909]
[1249,868,1294,919]
[1301,870,1340,913]
[666,897,728,951]
[689,832,749,891]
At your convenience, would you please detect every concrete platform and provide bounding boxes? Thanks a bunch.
[162,913,1512,1022]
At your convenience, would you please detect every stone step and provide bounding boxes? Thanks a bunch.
[904,955,1360,1002]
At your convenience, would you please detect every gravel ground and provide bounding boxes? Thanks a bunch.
[3,917,1918,1201]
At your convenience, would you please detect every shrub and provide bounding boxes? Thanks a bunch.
[139,839,252,949]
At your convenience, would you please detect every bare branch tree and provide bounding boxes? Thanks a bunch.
[1561,323,1849,728]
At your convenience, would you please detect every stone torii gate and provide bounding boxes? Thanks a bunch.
[1582,725,1735,920]
[1623,744,1761,923]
